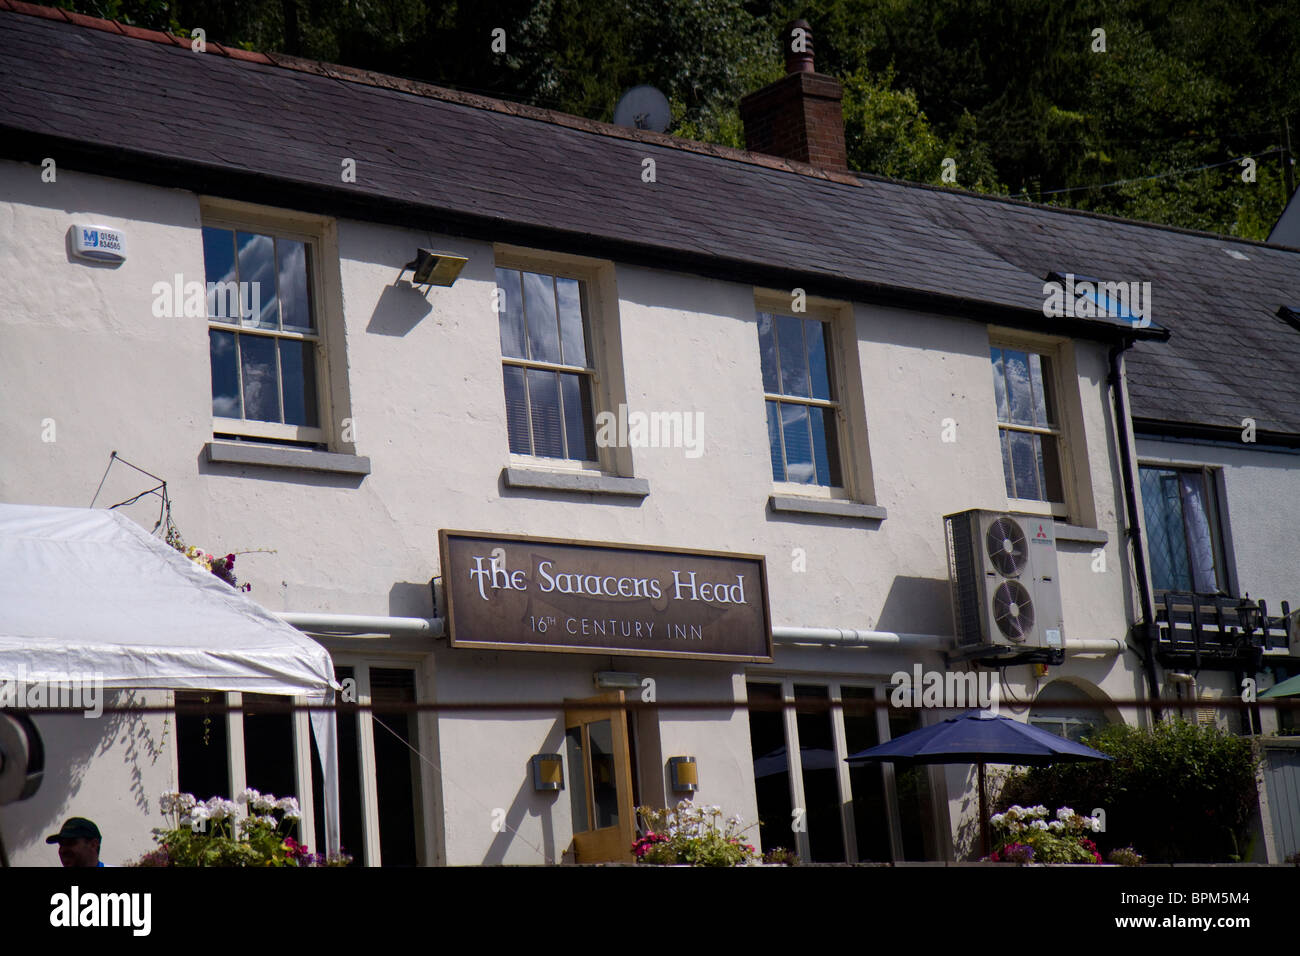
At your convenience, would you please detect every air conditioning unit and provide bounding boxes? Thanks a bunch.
[945,509,1065,650]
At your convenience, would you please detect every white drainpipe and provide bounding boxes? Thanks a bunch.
[275,614,1124,657]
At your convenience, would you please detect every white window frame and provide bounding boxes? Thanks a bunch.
[168,689,319,855]
[754,291,873,503]
[746,677,948,863]
[326,654,439,868]
[200,199,350,451]
[494,245,627,477]
[989,333,1078,520]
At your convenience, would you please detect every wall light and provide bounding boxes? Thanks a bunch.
[668,756,698,793]
[401,249,467,287]
[531,754,564,792]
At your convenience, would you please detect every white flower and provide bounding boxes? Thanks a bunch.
[160,791,179,814]
[1089,818,1102,832]
[1029,805,1049,818]
[989,813,1005,825]
[189,805,211,822]
[1048,820,1065,831]
[1057,807,1075,821]
[276,796,300,814]
[283,808,302,821]
[251,793,277,812]
[204,797,240,820]
[177,793,197,812]
[1030,819,1048,831]
[236,788,261,805]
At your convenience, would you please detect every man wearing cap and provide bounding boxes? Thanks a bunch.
[46,817,104,867]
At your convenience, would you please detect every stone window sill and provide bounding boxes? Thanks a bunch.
[205,441,371,475]
[503,467,649,498]
[768,495,887,521]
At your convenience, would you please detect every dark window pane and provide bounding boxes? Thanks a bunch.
[526,368,564,458]
[781,402,815,484]
[277,238,313,331]
[566,726,589,833]
[243,693,296,801]
[560,372,596,461]
[502,365,531,454]
[794,685,844,863]
[312,665,365,866]
[757,312,779,394]
[1008,430,1041,500]
[176,691,229,803]
[888,706,937,861]
[556,277,589,367]
[747,683,794,854]
[809,405,841,487]
[522,271,560,364]
[202,227,238,324]
[587,719,619,830]
[806,320,833,401]
[1039,432,1063,502]
[990,348,1008,422]
[210,329,241,419]
[843,687,891,862]
[240,334,281,423]
[496,268,526,359]
[765,401,785,481]
[776,315,809,397]
[235,231,279,329]
[279,339,319,428]
[371,668,421,867]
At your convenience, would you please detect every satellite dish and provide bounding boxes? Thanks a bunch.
[613,85,671,133]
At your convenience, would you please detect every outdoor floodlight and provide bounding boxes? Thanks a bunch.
[402,249,467,287]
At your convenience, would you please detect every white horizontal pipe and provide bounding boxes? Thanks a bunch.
[275,614,1123,657]
[277,612,444,637]
[1063,638,1126,655]
[772,626,945,647]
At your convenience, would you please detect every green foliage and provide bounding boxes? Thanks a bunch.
[997,718,1261,863]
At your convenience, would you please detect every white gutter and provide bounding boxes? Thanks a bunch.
[274,614,1124,657]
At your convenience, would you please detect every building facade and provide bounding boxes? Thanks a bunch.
[1,6,1295,866]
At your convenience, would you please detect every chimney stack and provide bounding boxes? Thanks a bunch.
[739,21,847,170]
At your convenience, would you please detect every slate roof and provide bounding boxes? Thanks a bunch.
[3,2,1300,438]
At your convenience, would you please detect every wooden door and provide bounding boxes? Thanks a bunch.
[564,691,636,863]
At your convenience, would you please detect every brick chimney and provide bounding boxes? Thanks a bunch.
[739,20,847,169]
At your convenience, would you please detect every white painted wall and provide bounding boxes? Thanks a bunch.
[1,160,1149,864]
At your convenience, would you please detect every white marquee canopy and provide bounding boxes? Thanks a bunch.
[0,502,339,854]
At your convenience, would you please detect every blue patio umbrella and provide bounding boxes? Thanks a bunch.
[845,710,1113,857]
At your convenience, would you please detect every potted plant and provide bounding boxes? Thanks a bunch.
[632,800,758,866]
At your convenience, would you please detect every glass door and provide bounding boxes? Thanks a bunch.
[564,691,635,862]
